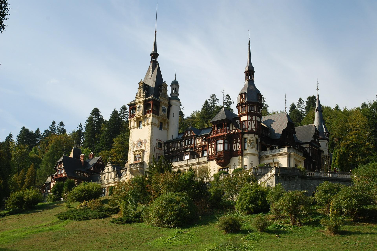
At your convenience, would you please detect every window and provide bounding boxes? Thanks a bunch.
[159,122,163,130]
[157,142,162,149]
[244,138,247,150]
[184,153,190,160]
[244,165,247,169]
[203,150,207,157]
[138,121,142,129]
[224,139,229,151]
[217,140,223,152]
[134,154,141,162]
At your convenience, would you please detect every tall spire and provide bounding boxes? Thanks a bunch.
[245,36,255,81]
[150,5,159,61]
[314,81,329,139]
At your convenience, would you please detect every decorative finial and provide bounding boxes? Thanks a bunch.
[155,3,158,30]
[316,79,319,96]
[222,90,225,108]
[175,72,176,81]
[285,94,287,113]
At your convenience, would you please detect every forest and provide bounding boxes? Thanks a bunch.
[0,93,376,206]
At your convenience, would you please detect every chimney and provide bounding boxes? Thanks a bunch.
[80,154,85,166]
[89,152,94,160]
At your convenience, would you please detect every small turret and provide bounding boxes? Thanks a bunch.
[170,73,179,99]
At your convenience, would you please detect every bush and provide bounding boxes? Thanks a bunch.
[50,181,64,201]
[5,188,43,211]
[218,214,242,233]
[63,179,76,195]
[253,214,270,232]
[5,190,24,211]
[330,185,371,221]
[321,216,343,235]
[66,182,102,202]
[144,192,197,228]
[271,190,311,226]
[209,170,256,209]
[56,208,109,221]
[314,181,343,213]
[56,198,118,221]
[236,183,269,215]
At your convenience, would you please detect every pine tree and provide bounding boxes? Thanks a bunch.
[83,108,104,153]
[57,121,66,135]
[23,163,36,189]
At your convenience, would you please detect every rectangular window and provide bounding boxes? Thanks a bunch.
[157,142,162,149]
[244,138,247,150]
[203,150,207,157]
[159,122,163,130]
[138,121,142,129]
[217,140,223,152]
[244,165,247,169]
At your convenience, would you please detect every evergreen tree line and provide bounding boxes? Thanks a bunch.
[0,105,130,206]
[288,96,376,171]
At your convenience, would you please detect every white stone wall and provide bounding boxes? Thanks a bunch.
[168,99,180,140]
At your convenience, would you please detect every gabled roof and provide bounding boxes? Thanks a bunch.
[57,155,104,180]
[295,125,317,143]
[211,108,238,123]
[262,112,293,139]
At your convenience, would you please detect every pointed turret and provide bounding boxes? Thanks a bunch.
[245,39,255,81]
[239,38,261,103]
[314,94,329,139]
[150,30,159,61]
[170,73,179,100]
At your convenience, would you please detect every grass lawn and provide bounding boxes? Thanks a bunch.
[0,202,376,251]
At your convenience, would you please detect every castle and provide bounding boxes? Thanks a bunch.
[46,25,351,196]
[123,28,331,181]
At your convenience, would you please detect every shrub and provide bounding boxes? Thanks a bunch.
[5,188,43,211]
[218,214,242,233]
[5,190,24,211]
[144,192,197,228]
[209,170,256,209]
[23,188,43,209]
[63,179,76,195]
[352,162,377,205]
[321,216,343,235]
[56,208,109,221]
[66,182,102,202]
[330,185,370,221]
[314,181,343,213]
[253,214,270,232]
[57,198,117,221]
[271,190,311,226]
[236,183,269,215]
[50,181,64,201]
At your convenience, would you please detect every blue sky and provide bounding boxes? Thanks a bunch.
[0,0,377,141]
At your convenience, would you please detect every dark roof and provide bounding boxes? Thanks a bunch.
[167,127,211,142]
[239,80,261,102]
[295,125,316,143]
[199,127,212,135]
[59,156,103,180]
[211,108,238,123]
[262,112,292,139]
[143,60,164,98]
